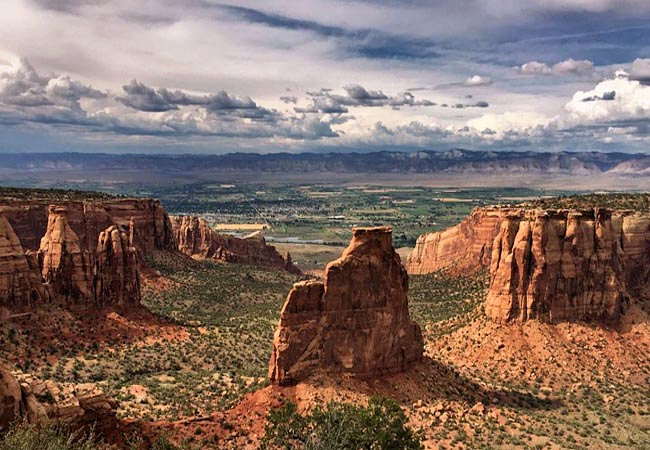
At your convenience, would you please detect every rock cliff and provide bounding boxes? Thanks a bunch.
[0,215,50,309]
[171,215,301,273]
[0,365,117,434]
[94,225,140,307]
[485,208,650,323]
[409,206,650,324]
[407,208,505,275]
[268,226,423,385]
[38,206,95,306]
[0,198,175,256]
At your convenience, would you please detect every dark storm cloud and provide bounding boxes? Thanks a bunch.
[117,80,273,118]
[296,85,435,113]
[582,91,616,102]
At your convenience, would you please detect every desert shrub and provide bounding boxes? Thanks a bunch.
[260,396,423,450]
[0,423,99,450]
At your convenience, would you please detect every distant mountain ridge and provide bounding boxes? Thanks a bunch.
[1,149,650,176]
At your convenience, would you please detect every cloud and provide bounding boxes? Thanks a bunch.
[0,58,341,141]
[296,84,436,113]
[630,58,650,85]
[516,58,594,76]
[464,75,492,86]
[117,80,271,118]
[565,70,650,124]
[280,95,298,104]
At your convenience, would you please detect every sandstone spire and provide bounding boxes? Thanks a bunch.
[38,206,94,306]
[269,226,423,385]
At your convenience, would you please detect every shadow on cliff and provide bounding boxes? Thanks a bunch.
[355,356,562,412]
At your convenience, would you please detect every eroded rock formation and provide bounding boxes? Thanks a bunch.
[0,215,50,309]
[38,206,95,305]
[94,225,140,307]
[0,198,175,256]
[171,215,301,273]
[0,366,117,434]
[407,208,506,275]
[486,208,650,323]
[268,226,423,385]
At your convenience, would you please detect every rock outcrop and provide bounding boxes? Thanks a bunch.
[0,366,117,434]
[38,206,95,306]
[268,226,423,385]
[0,215,50,309]
[407,208,506,275]
[0,198,175,256]
[171,215,301,273]
[485,208,650,323]
[94,225,140,307]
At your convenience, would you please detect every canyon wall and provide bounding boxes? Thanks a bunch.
[407,208,506,275]
[0,198,175,255]
[268,226,423,385]
[486,208,650,323]
[409,206,650,323]
[171,215,301,273]
[0,196,166,311]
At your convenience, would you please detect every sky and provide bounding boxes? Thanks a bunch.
[0,0,649,154]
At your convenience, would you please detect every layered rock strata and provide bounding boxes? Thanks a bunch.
[268,226,423,385]
[0,215,50,309]
[171,215,301,273]
[0,198,175,256]
[407,208,506,275]
[486,208,649,323]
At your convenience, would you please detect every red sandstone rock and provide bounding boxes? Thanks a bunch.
[171,215,301,273]
[0,366,117,434]
[407,208,505,275]
[0,198,176,255]
[485,208,647,323]
[0,215,50,310]
[268,226,423,385]
[94,225,140,307]
[38,206,95,306]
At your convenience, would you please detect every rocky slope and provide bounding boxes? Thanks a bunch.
[0,365,117,434]
[409,206,650,323]
[407,207,506,275]
[268,226,423,385]
[171,215,301,273]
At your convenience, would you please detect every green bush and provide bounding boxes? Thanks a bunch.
[0,423,99,450]
[260,397,423,450]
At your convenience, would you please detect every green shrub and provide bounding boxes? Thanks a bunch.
[0,423,99,450]
[260,396,423,450]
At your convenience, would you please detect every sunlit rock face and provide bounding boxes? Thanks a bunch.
[269,226,423,385]
[486,208,650,323]
[407,208,506,275]
[171,215,301,273]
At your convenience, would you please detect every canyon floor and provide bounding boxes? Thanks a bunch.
[4,249,649,448]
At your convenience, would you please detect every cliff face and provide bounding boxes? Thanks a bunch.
[486,208,650,323]
[0,197,162,311]
[0,215,51,309]
[268,226,423,385]
[409,206,650,324]
[171,215,301,273]
[407,208,506,275]
[0,198,175,255]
